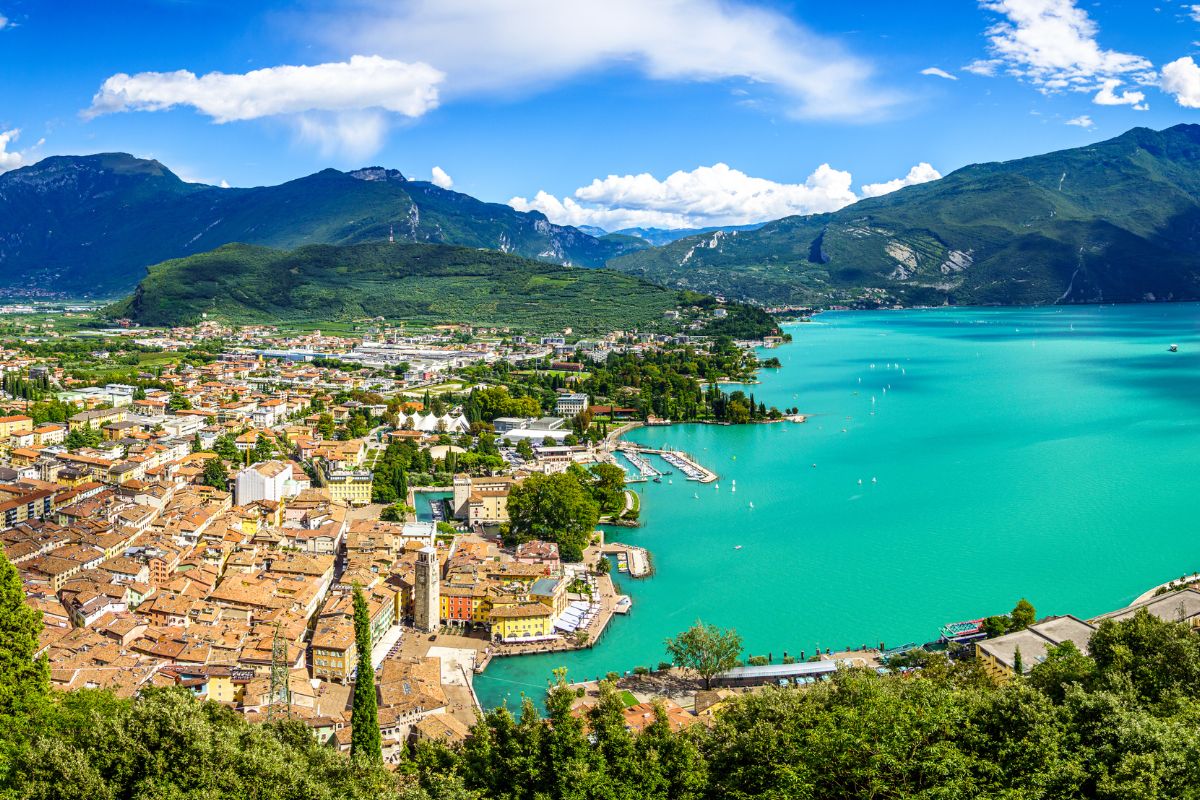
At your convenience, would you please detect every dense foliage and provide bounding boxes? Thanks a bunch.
[610,124,1200,307]
[505,471,602,562]
[111,242,684,334]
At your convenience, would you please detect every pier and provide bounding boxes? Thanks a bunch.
[603,542,652,577]
[618,444,717,483]
[618,448,662,480]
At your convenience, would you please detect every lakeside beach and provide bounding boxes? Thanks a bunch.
[475,304,1200,709]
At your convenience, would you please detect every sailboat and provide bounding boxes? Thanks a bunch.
[748,501,755,509]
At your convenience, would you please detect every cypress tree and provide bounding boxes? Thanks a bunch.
[0,548,49,718]
[350,584,381,762]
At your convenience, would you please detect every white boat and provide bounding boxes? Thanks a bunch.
[731,485,736,493]
[871,477,877,483]
[693,493,699,499]
[1169,344,1179,352]
[748,502,755,509]
[857,479,863,485]
[734,545,742,550]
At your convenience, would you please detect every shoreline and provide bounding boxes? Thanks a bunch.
[1128,572,1200,606]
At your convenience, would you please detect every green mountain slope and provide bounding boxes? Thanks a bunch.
[110,242,685,332]
[608,125,1200,306]
[0,157,646,296]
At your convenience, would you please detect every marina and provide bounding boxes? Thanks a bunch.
[618,444,717,483]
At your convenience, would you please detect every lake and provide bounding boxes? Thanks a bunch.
[475,304,1200,708]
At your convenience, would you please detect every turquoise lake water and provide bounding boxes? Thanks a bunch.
[475,304,1200,709]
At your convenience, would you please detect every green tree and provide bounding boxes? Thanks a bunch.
[201,457,228,489]
[515,439,534,461]
[1027,640,1096,702]
[168,392,192,411]
[665,620,743,689]
[505,472,600,562]
[252,434,275,463]
[587,462,627,514]
[0,548,48,718]
[1088,608,1200,703]
[1010,598,1036,630]
[64,423,101,450]
[213,435,239,461]
[1012,646,1024,677]
[350,585,381,763]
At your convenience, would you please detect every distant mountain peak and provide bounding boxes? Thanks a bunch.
[349,166,407,183]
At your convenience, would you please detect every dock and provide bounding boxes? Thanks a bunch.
[618,444,717,483]
[617,448,662,479]
[603,542,652,577]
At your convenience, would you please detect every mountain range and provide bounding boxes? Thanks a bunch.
[0,155,646,296]
[7,125,1200,310]
[608,125,1200,307]
[577,223,767,246]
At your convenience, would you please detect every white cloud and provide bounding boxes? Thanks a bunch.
[86,55,442,122]
[509,161,939,230]
[860,162,942,198]
[85,55,444,158]
[316,0,900,120]
[1065,114,1094,127]
[964,59,1003,76]
[1190,5,1200,23]
[0,129,42,174]
[0,13,8,29]
[1162,56,1200,107]
[430,166,453,189]
[1093,78,1146,107]
[921,67,958,80]
[976,0,1155,92]
[292,110,391,160]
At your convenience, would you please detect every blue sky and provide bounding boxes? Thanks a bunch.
[4,0,1200,229]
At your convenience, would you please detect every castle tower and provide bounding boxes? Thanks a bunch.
[414,546,440,633]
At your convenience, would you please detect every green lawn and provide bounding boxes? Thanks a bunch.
[619,690,639,708]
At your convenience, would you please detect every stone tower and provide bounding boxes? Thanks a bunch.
[414,545,440,633]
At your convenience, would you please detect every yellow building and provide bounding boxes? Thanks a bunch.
[325,469,373,506]
[490,601,554,640]
[0,415,33,439]
[68,407,127,431]
[206,672,238,704]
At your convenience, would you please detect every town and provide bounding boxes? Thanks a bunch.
[0,306,788,757]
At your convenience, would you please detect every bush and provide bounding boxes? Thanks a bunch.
[657,661,674,672]
[633,666,650,676]
[605,671,620,682]
[747,655,769,667]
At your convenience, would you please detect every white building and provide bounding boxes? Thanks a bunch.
[235,460,309,505]
[554,393,589,417]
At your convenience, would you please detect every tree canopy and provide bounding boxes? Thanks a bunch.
[665,621,743,690]
[505,472,600,562]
